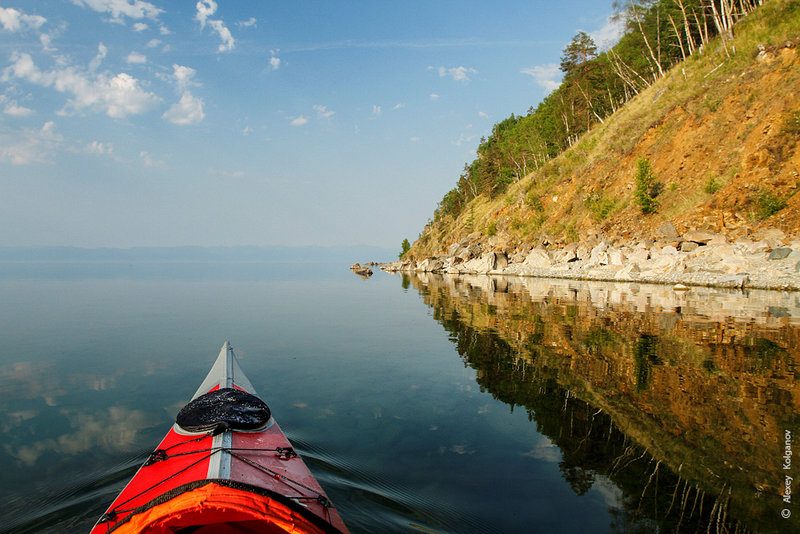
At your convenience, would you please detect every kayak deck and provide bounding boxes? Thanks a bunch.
[91,343,347,534]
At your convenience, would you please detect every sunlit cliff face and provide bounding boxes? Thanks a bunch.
[405,272,800,532]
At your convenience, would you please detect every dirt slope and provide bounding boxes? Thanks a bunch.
[410,6,800,258]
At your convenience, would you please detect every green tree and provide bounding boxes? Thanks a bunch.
[634,157,661,214]
[560,31,598,77]
[399,238,411,259]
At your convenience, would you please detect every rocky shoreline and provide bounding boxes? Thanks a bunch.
[380,224,800,291]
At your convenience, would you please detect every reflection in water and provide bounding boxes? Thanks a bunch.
[404,272,799,533]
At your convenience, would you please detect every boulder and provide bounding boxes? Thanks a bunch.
[488,251,509,271]
[707,234,728,246]
[576,243,592,261]
[683,230,717,244]
[608,247,626,266]
[417,258,444,272]
[523,248,552,268]
[615,263,641,280]
[628,248,650,263]
[680,241,699,253]
[555,248,578,263]
[768,247,793,260]
[656,221,680,240]
[756,228,786,242]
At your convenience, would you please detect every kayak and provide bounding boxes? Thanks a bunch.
[91,342,348,534]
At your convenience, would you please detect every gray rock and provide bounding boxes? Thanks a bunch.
[656,221,680,240]
[524,248,552,268]
[628,248,650,263]
[555,248,578,263]
[489,251,509,271]
[417,258,444,272]
[683,230,716,244]
[608,247,626,266]
[768,247,793,260]
[576,243,592,261]
[680,241,699,253]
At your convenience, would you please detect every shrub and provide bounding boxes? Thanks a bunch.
[754,191,787,219]
[704,175,723,194]
[634,157,662,214]
[585,192,615,221]
[782,109,800,135]
[525,191,544,211]
[487,220,497,236]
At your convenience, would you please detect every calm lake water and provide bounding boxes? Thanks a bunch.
[0,261,797,533]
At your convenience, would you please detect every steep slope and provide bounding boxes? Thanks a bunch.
[409,1,800,259]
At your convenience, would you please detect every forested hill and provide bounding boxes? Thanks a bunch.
[405,0,800,260]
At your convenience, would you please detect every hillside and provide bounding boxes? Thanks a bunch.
[406,0,800,261]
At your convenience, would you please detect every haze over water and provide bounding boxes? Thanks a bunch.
[0,258,796,533]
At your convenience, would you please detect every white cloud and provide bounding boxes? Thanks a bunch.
[162,91,204,125]
[0,96,35,117]
[88,43,108,71]
[139,150,165,167]
[40,32,56,52]
[194,0,216,27]
[86,140,113,154]
[409,137,419,143]
[208,20,234,51]
[372,105,382,117]
[290,116,308,127]
[170,64,199,90]
[478,111,488,119]
[242,126,252,135]
[0,121,62,165]
[269,55,280,70]
[313,105,334,119]
[126,52,147,64]
[238,17,256,28]
[429,93,439,101]
[159,65,204,125]
[3,52,161,118]
[71,0,163,23]
[4,102,34,117]
[195,0,234,52]
[455,133,476,147]
[431,65,477,82]
[521,63,561,93]
[208,167,244,178]
[133,22,148,32]
[0,7,46,32]
[521,438,561,462]
[591,16,626,51]
[146,38,161,48]
[393,103,405,110]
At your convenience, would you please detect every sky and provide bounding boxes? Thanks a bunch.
[0,1,623,249]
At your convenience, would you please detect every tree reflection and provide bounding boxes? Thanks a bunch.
[404,272,799,533]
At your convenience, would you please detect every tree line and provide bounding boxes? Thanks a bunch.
[431,0,767,224]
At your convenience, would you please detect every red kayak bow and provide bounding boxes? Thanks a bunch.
[91,342,348,534]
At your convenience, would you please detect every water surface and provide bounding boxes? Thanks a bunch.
[0,262,797,533]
